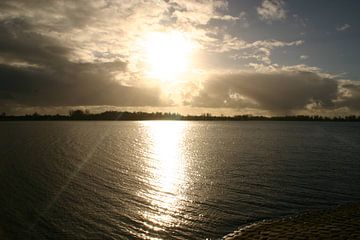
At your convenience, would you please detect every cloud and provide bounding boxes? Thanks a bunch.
[0,0,240,113]
[228,38,303,64]
[0,18,166,109]
[336,24,351,31]
[0,0,231,111]
[212,15,239,21]
[0,0,359,116]
[211,11,247,23]
[167,0,228,25]
[189,71,342,114]
[257,0,286,23]
[336,80,360,110]
[0,1,173,65]
[300,55,309,60]
[0,0,234,70]
[212,35,303,53]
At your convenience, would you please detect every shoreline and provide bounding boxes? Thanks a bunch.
[223,203,360,239]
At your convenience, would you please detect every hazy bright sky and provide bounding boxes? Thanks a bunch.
[0,0,359,115]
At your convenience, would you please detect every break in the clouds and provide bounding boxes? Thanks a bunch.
[0,0,359,115]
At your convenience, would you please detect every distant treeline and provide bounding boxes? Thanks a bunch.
[1,110,360,121]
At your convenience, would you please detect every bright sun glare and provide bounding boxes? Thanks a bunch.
[144,31,194,82]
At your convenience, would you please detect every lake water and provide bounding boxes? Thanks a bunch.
[0,121,360,239]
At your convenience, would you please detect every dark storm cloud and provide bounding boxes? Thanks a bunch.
[191,71,339,113]
[0,18,164,108]
[0,18,70,67]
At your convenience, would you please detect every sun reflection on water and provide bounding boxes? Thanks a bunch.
[140,121,187,232]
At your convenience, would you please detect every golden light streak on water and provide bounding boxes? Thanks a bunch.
[140,121,188,234]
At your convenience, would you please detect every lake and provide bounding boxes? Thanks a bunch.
[0,121,359,239]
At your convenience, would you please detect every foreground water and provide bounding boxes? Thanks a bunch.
[0,121,359,239]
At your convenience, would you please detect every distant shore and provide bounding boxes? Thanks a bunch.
[223,203,360,239]
[1,110,360,121]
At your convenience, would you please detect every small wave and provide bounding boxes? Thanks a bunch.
[223,203,360,239]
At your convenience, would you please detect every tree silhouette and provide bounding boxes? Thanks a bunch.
[0,110,359,121]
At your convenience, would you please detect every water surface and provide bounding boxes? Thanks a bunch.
[0,121,359,239]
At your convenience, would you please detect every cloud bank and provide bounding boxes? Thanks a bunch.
[189,70,360,115]
[0,17,165,110]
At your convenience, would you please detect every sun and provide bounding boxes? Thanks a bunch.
[143,31,195,82]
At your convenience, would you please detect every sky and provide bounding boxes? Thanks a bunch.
[0,0,359,116]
